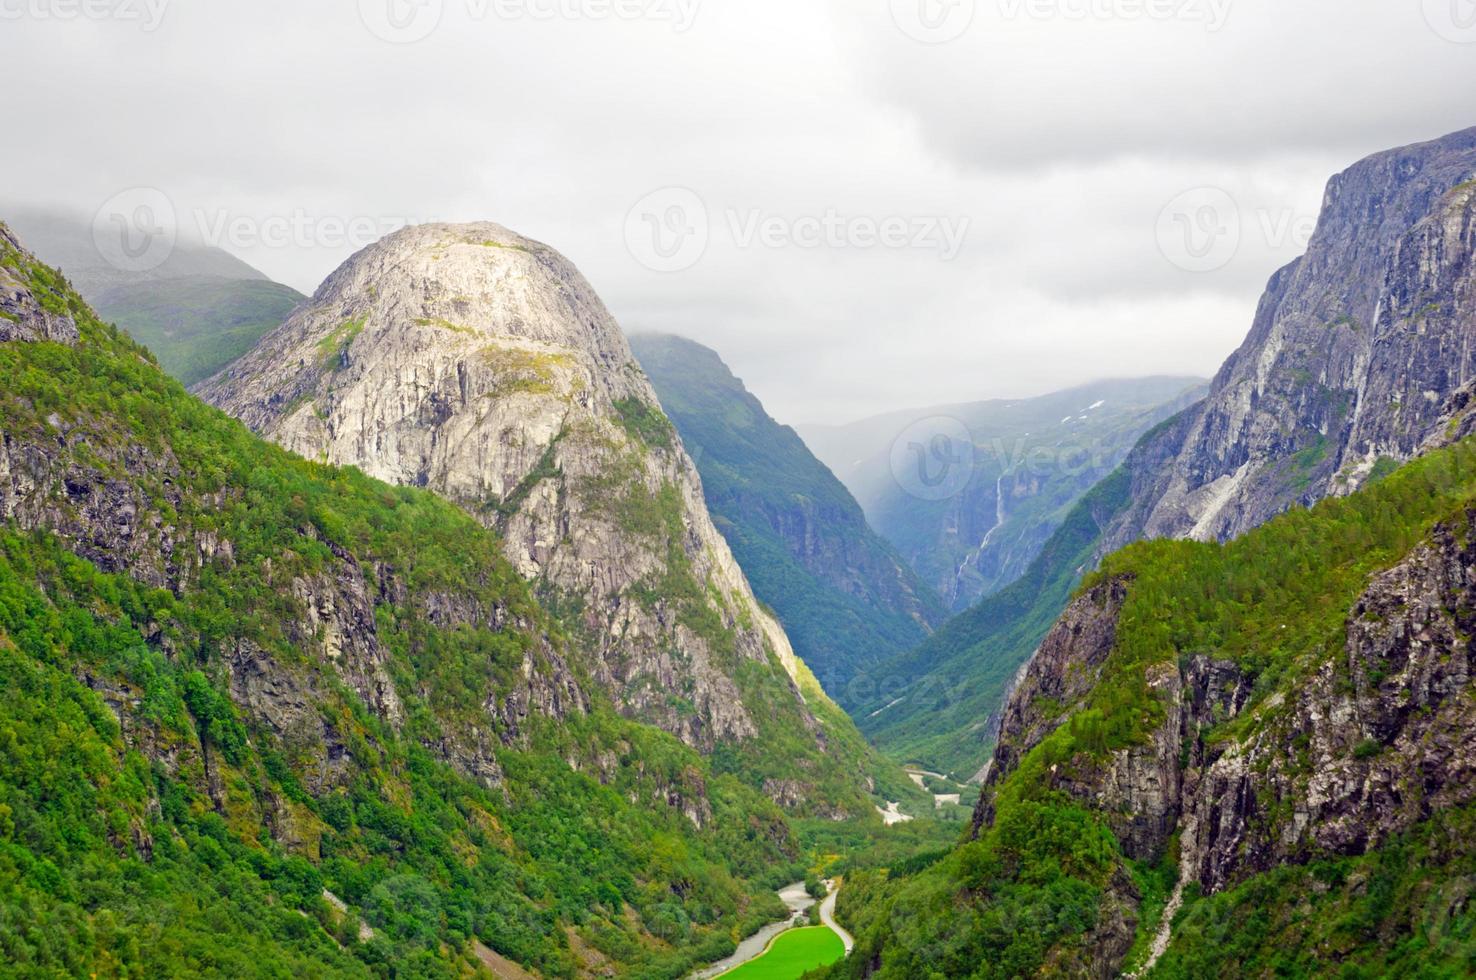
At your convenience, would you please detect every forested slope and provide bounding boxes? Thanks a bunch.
[0,223,809,978]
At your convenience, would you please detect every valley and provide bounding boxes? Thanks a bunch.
[2,97,1475,979]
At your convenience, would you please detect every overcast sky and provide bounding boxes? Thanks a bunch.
[3,0,1475,422]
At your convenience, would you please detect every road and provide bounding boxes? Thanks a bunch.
[688,878,854,978]
[689,881,813,979]
[819,879,855,954]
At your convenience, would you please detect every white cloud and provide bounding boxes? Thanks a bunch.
[1,0,1472,423]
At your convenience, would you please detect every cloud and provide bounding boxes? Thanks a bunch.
[1,0,1471,422]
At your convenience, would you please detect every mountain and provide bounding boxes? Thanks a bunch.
[821,129,1476,977]
[857,464,1140,779]
[197,222,917,816]
[858,127,1476,782]
[0,221,811,977]
[829,436,1476,978]
[4,207,303,385]
[628,333,945,705]
[799,378,1205,611]
[1096,126,1476,554]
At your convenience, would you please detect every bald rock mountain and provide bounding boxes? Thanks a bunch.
[198,222,896,814]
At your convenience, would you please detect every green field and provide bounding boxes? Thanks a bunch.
[721,926,845,979]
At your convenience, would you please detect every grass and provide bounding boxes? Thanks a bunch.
[720,926,845,979]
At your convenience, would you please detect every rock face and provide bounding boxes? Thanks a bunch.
[1178,515,1476,892]
[970,507,1476,970]
[629,333,945,703]
[0,227,585,794]
[0,224,80,344]
[1104,127,1476,552]
[197,223,854,798]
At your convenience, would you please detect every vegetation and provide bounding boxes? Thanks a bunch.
[316,315,367,369]
[90,275,305,387]
[630,333,945,705]
[819,434,1476,978]
[719,926,844,980]
[857,464,1136,778]
[1152,804,1476,977]
[0,238,815,978]
[612,394,675,451]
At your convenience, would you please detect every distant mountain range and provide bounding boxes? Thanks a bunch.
[3,207,303,385]
[800,377,1205,610]
[630,333,945,707]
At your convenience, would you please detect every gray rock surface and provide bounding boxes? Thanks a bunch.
[1103,127,1476,553]
[0,224,79,344]
[197,222,855,806]
[969,508,1476,973]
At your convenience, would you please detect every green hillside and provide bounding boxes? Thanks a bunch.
[630,334,944,705]
[857,463,1137,778]
[0,228,817,978]
[95,275,304,386]
[823,434,1476,978]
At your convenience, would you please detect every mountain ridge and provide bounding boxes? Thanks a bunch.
[820,124,1476,978]
[0,219,817,977]
[3,207,305,385]
[196,221,911,815]
[629,332,945,706]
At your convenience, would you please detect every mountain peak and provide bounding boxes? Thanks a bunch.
[201,221,891,816]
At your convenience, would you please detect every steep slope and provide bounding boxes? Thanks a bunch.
[4,207,305,385]
[198,223,909,815]
[0,223,808,978]
[826,434,1476,978]
[800,378,1205,610]
[629,333,944,705]
[861,126,1476,782]
[91,275,305,386]
[1102,125,1476,552]
[856,464,1139,779]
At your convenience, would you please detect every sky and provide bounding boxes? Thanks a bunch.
[2,0,1475,423]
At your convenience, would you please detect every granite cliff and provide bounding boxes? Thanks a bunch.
[1106,126,1476,550]
[197,222,895,813]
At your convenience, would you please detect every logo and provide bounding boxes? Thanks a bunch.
[890,416,976,500]
[890,0,975,43]
[623,187,709,272]
[1423,0,1476,42]
[92,187,177,273]
[359,0,444,43]
[1155,186,1240,273]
